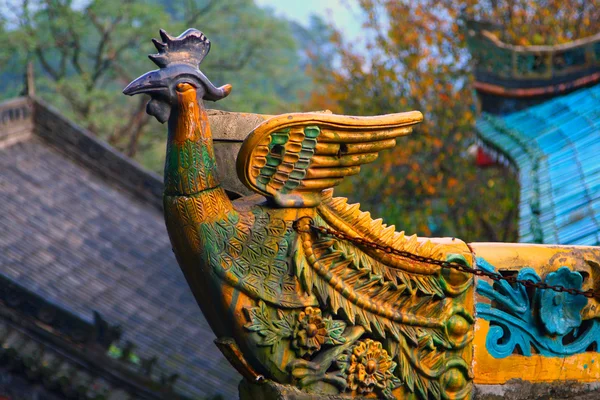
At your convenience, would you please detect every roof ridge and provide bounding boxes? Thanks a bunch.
[474,27,600,53]
[0,96,166,210]
[0,96,245,207]
[30,96,166,210]
[504,84,600,118]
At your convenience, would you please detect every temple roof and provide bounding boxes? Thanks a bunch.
[0,275,190,400]
[475,84,600,245]
[0,97,240,398]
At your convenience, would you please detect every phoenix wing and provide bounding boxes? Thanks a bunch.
[236,111,423,207]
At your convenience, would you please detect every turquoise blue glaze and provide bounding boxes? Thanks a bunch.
[475,85,600,246]
[475,257,599,358]
[540,267,587,335]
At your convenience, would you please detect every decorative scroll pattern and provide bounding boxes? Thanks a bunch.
[476,257,599,358]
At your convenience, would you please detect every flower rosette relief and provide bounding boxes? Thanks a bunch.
[291,307,347,357]
[337,339,401,398]
[245,302,346,356]
[292,307,328,356]
[539,266,587,336]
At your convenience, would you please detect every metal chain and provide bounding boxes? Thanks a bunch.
[293,217,597,299]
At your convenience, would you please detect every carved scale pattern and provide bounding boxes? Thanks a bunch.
[255,126,320,194]
[164,139,219,195]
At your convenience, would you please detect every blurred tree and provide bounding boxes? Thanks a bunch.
[308,0,599,242]
[288,14,338,107]
[0,0,314,170]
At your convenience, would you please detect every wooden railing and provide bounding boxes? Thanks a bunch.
[0,97,32,125]
[0,97,33,144]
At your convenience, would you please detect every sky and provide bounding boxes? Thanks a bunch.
[254,0,363,40]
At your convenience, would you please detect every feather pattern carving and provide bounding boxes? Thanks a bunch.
[237,112,423,207]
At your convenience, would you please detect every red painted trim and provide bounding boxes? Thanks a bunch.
[474,72,600,98]
[476,147,497,167]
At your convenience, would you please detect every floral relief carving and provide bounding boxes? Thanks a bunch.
[292,307,328,357]
[337,339,401,399]
[244,302,346,354]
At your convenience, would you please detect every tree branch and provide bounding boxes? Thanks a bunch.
[43,0,69,78]
[86,8,124,91]
[35,47,60,80]
[211,46,256,71]
[184,0,217,26]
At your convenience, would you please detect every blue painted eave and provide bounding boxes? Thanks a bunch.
[475,85,600,246]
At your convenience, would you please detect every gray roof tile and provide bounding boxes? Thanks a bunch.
[0,98,240,398]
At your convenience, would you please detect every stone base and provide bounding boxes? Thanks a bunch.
[474,380,600,400]
[238,379,369,400]
[239,379,600,400]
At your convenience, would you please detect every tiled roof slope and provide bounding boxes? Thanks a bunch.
[0,97,239,398]
[476,85,600,245]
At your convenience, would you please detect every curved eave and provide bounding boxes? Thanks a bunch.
[474,85,600,246]
[476,29,600,53]
[474,71,600,98]
[475,115,549,244]
[468,27,600,99]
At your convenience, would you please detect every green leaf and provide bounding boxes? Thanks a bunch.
[107,344,122,359]
[274,309,296,338]
[324,317,347,345]
[244,301,296,348]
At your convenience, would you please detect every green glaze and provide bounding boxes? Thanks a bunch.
[164,138,219,195]
[126,28,474,400]
[256,125,321,194]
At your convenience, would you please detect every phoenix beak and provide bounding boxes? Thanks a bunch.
[123,71,168,96]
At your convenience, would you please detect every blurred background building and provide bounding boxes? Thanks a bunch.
[470,23,600,246]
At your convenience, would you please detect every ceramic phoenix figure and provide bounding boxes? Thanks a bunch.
[124,29,600,400]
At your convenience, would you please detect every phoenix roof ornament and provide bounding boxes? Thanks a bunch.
[124,28,600,400]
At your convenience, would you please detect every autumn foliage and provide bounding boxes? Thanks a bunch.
[308,0,599,241]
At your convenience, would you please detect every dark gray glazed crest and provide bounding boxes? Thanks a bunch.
[149,28,211,68]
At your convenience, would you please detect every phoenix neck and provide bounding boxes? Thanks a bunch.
[164,89,221,196]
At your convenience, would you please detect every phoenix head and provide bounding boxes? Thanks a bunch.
[123,28,231,123]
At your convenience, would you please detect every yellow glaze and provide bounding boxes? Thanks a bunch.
[474,319,600,384]
[470,242,600,384]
